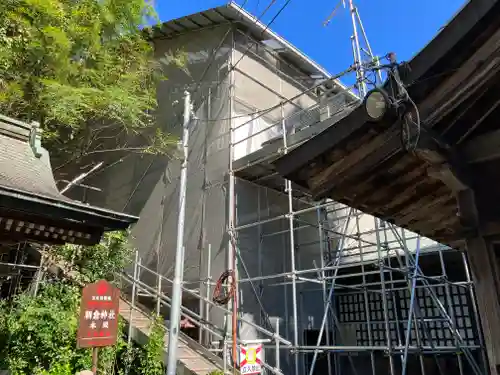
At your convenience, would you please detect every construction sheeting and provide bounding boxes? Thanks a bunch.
[74,22,481,375]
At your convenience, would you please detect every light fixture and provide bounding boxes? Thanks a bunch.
[363,88,391,122]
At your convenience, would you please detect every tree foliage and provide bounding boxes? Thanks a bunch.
[0,1,180,372]
[137,316,166,375]
[0,232,166,375]
[0,0,183,170]
[47,230,134,285]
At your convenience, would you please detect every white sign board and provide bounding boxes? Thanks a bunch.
[239,344,262,375]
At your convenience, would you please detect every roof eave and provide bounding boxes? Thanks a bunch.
[225,2,356,98]
[0,185,138,231]
[148,2,355,98]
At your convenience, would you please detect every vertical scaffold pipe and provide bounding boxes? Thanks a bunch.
[166,91,191,375]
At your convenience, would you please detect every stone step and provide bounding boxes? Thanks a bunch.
[119,299,221,375]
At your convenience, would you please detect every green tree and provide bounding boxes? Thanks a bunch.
[0,0,183,172]
[137,316,166,375]
[0,232,166,375]
[47,230,134,285]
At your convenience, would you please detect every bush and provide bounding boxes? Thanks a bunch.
[0,232,166,375]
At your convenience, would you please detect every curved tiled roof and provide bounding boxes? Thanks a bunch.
[0,117,69,201]
[0,114,138,245]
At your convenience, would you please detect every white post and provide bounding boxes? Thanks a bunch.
[275,318,281,371]
[204,243,212,346]
[128,250,139,345]
[166,91,191,375]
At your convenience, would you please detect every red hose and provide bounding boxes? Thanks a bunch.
[213,269,236,305]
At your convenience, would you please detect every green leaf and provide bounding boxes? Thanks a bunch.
[0,0,180,171]
[0,232,168,375]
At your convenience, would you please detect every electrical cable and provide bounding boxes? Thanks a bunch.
[388,68,421,151]
[121,156,156,211]
[194,65,355,127]
[185,0,296,125]
[213,269,236,305]
[167,0,285,132]
[258,0,291,38]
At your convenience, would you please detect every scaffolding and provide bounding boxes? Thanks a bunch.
[0,242,42,299]
[117,67,488,375]
[67,4,490,374]
[223,44,487,372]
[119,190,488,375]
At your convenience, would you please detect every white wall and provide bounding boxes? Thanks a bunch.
[231,30,322,159]
[324,201,442,264]
[232,109,281,160]
[69,23,457,375]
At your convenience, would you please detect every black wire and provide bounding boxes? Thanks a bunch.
[186,0,295,127]
[387,69,421,151]
[168,0,285,131]
[263,0,292,32]
[194,65,355,123]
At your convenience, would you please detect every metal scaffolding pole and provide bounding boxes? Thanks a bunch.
[307,209,353,375]
[462,252,489,374]
[284,142,300,375]
[166,91,191,375]
[388,225,484,375]
[317,206,333,375]
[375,218,396,375]
[228,29,238,371]
[114,198,487,375]
[356,212,376,375]
[349,0,366,96]
[395,226,427,375]
[204,243,213,347]
[438,247,464,375]
[402,236,421,375]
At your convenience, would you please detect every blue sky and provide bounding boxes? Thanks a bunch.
[156,0,466,77]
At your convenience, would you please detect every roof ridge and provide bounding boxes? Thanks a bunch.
[0,114,43,158]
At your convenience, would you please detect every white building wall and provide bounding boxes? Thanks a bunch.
[68,22,460,375]
[230,36,337,373]
[325,201,441,265]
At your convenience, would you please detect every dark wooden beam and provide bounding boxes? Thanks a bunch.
[310,128,397,199]
[480,221,500,238]
[462,128,500,164]
[407,0,500,84]
[417,26,500,125]
[458,189,500,374]
[439,221,500,241]
[317,136,403,201]
[408,203,459,239]
[398,195,455,227]
[380,179,441,216]
[274,105,367,179]
[385,185,450,221]
[416,134,471,192]
[352,157,414,197]
[438,82,491,136]
[426,164,468,192]
[350,160,427,208]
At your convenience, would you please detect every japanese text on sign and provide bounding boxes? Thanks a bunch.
[77,280,120,348]
[239,345,262,375]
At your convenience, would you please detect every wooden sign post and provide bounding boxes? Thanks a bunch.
[77,280,120,374]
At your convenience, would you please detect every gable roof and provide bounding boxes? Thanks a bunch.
[151,2,350,94]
